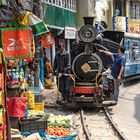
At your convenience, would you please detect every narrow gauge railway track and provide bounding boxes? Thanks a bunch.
[80,107,128,140]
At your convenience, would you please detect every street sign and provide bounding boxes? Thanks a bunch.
[128,21,140,34]
[113,16,128,32]
[65,27,76,39]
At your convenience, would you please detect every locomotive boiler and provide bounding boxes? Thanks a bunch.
[69,17,124,107]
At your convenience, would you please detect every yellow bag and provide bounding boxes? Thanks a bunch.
[18,11,31,26]
[0,109,3,125]
[21,91,35,109]
[28,91,35,109]
[0,90,2,105]
[0,51,2,64]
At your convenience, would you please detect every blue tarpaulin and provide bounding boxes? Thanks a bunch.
[21,131,78,140]
[40,131,78,140]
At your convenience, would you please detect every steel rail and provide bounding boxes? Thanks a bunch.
[80,108,92,140]
[104,107,128,140]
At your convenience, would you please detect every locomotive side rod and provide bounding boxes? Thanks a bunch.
[80,108,92,140]
[104,107,128,140]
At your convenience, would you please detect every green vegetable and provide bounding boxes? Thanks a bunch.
[47,114,73,129]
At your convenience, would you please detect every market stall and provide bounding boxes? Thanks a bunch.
[0,49,11,140]
[0,3,70,139]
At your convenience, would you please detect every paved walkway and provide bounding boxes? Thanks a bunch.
[110,82,140,140]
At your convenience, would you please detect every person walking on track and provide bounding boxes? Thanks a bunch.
[53,45,71,103]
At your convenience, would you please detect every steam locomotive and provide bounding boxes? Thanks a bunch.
[68,17,124,107]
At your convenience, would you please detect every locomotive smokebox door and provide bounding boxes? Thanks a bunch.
[72,53,103,81]
[79,17,97,43]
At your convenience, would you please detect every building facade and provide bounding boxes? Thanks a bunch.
[76,0,111,30]
[43,0,77,61]
[42,0,140,61]
[77,0,140,33]
[111,0,140,34]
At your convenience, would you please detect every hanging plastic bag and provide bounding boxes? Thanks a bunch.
[41,33,55,49]
[0,74,2,89]
[24,30,35,62]
[0,109,4,124]
[18,11,49,35]
[0,90,2,106]
[18,11,30,26]
[0,50,2,64]
[0,20,33,59]
[7,97,26,118]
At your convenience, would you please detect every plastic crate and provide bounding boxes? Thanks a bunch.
[29,87,41,94]
[20,118,47,133]
[34,102,44,111]
[35,94,43,103]
[7,88,20,98]
[10,117,20,129]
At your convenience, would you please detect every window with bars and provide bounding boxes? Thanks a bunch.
[113,0,126,16]
[49,0,52,3]
[130,1,140,19]
[62,0,65,7]
[53,0,55,4]
[45,0,76,11]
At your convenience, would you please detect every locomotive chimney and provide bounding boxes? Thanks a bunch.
[83,17,95,25]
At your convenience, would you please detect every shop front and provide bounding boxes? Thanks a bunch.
[128,20,140,34]
[112,16,128,32]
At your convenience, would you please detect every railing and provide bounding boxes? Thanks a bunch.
[43,0,76,12]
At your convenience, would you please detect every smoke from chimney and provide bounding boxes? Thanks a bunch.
[95,0,109,21]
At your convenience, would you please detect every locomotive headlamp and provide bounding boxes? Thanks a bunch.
[86,31,91,37]
[78,25,97,43]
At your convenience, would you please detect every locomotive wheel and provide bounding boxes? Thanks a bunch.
[78,25,97,42]
[72,53,103,81]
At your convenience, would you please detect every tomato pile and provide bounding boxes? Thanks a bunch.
[46,127,71,137]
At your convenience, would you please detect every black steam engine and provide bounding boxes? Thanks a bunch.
[69,17,124,107]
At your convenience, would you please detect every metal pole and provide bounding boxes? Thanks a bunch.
[67,39,70,53]
[34,46,40,87]
[33,0,43,87]
[52,44,56,63]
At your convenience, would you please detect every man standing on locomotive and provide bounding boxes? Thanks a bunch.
[100,46,126,104]
[53,45,71,103]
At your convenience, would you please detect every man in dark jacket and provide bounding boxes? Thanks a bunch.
[53,45,71,102]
